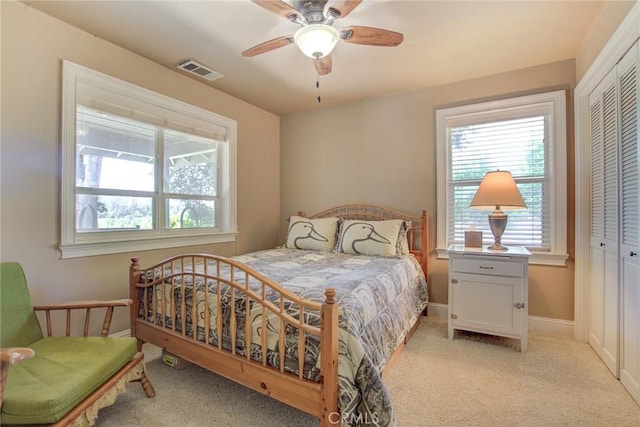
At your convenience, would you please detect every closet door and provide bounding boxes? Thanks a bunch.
[589,68,620,377]
[619,41,640,405]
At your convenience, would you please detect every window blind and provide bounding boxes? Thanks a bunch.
[448,116,551,249]
[76,81,228,142]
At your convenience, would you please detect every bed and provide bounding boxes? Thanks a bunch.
[129,204,429,426]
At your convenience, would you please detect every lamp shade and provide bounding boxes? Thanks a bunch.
[470,170,527,210]
[294,24,339,59]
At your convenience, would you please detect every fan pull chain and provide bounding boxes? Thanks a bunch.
[316,77,321,103]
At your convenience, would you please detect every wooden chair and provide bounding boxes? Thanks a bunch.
[0,262,155,426]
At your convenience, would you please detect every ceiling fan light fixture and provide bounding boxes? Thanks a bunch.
[294,24,339,59]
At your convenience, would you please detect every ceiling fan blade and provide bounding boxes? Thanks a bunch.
[242,35,294,57]
[313,55,332,76]
[251,0,301,21]
[339,26,403,47]
[326,0,362,19]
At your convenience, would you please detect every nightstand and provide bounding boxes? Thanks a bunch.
[447,244,531,352]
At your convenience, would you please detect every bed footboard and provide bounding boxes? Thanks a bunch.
[129,255,339,426]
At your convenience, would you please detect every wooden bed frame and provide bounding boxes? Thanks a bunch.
[129,204,429,426]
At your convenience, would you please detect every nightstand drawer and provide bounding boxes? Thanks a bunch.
[452,257,523,278]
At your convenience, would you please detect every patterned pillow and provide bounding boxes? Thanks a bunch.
[399,220,411,255]
[285,216,339,251]
[336,219,406,257]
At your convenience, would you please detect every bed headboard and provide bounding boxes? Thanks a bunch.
[298,204,429,277]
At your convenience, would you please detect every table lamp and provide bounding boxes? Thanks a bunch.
[469,170,527,251]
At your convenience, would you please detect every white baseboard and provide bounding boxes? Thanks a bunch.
[528,315,574,336]
[426,302,449,318]
[426,302,575,337]
[110,329,131,338]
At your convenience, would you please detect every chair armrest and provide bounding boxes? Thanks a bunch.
[1,347,35,406]
[33,299,132,311]
[33,299,133,337]
[0,347,35,365]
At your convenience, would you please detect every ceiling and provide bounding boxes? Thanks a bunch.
[22,0,609,116]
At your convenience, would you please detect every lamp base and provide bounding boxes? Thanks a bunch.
[487,242,509,251]
[488,209,509,251]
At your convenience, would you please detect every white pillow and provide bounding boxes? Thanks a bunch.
[400,220,411,255]
[285,216,339,251]
[336,219,405,257]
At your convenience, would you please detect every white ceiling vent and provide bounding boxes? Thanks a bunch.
[177,59,223,81]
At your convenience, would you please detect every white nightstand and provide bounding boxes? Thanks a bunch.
[447,244,531,352]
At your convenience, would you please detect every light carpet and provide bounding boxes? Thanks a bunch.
[95,316,640,426]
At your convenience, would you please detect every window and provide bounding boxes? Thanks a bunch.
[61,61,237,258]
[436,91,568,265]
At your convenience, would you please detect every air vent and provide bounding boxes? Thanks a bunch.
[177,59,223,81]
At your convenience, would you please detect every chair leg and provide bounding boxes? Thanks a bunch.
[138,371,156,398]
[1,359,8,405]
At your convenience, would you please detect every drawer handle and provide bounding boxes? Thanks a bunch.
[514,302,525,309]
[479,266,494,270]
[631,251,638,257]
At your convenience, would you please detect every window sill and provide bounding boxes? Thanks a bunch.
[60,232,238,259]
[435,247,568,266]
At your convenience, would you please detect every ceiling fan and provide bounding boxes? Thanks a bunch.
[242,0,403,76]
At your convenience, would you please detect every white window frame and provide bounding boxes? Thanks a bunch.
[60,61,237,258]
[435,90,568,266]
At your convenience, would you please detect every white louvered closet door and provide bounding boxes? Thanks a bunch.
[619,41,640,405]
[589,67,620,377]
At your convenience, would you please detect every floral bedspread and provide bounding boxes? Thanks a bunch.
[143,248,428,426]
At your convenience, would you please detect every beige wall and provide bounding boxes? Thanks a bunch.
[0,2,280,333]
[281,59,577,320]
[279,0,636,323]
[2,0,633,334]
[576,0,636,82]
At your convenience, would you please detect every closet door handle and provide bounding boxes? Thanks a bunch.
[631,251,638,257]
[600,242,606,247]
